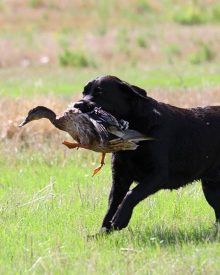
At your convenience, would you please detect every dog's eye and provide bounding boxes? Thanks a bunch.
[93,87,102,96]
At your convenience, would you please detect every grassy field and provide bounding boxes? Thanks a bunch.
[1,1,220,274]
[1,65,220,97]
[1,142,220,274]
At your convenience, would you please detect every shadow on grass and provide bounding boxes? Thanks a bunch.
[89,223,220,248]
[127,223,220,247]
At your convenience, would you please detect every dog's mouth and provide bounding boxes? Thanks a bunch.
[73,100,95,113]
[73,99,125,120]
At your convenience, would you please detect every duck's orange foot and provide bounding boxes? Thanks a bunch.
[62,140,90,150]
[62,140,80,149]
[92,153,106,177]
[92,163,105,176]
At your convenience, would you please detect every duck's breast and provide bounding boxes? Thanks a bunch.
[64,112,99,145]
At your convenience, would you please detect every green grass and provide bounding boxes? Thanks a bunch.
[59,48,96,68]
[1,65,220,97]
[172,2,220,25]
[189,42,215,65]
[0,145,220,274]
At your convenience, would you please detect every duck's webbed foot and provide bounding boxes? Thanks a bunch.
[62,140,89,150]
[92,153,106,176]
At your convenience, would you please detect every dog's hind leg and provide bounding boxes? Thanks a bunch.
[110,175,164,231]
[201,179,220,223]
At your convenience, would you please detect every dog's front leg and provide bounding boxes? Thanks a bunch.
[110,176,163,231]
[100,180,132,233]
[100,154,133,233]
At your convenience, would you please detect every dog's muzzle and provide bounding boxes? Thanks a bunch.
[74,100,95,113]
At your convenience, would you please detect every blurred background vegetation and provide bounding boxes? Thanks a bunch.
[0,0,220,97]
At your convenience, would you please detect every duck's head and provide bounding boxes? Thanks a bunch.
[19,106,56,127]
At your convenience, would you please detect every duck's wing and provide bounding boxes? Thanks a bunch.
[88,108,130,141]
[89,108,129,129]
[85,114,109,144]
[107,126,125,138]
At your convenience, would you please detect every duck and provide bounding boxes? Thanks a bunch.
[19,105,153,175]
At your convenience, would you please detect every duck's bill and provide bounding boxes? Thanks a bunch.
[18,118,29,127]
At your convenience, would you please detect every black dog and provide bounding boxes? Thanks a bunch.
[74,75,220,233]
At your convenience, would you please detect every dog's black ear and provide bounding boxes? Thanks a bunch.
[120,81,147,99]
[131,85,147,97]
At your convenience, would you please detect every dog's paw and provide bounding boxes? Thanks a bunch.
[86,227,113,241]
[99,227,112,234]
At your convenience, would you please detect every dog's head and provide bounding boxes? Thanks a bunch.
[74,75,148,118]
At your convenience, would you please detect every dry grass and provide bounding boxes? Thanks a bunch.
[0,96,68,151]
[152,86,220,107]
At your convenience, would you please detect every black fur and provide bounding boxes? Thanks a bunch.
[74,75,220,232]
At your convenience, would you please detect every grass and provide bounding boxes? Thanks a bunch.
[189,42,215,65]
[59,48,95,68]
[0,65,220,97]
[0,144,220,274]
[136,34,148,49]
[172,4,206,25]
[172,2,220,25]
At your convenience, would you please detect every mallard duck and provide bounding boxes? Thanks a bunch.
[19,105,152,175]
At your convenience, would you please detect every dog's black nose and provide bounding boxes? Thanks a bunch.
[74,100,84,109]
[74,100,94,112]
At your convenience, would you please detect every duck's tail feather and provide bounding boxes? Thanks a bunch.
[108,127,153,142]
[108,139,139,151]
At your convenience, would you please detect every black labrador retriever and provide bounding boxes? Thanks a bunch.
[74,75,220,233]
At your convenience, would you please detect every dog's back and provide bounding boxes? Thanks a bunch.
[144,102,220,185]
